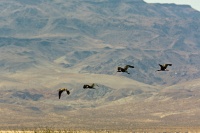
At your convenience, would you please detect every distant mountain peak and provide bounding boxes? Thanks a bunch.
[89,0,145,2]
[155,3,192,8]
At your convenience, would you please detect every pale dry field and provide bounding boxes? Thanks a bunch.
[2,128,200,133]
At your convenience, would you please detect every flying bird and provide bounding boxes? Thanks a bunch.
[83,83,98,89]
[117,65,134,74]
[156,64,172,71]
[58,88,70,99]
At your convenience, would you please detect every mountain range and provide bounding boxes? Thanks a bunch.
[1,0,200,130]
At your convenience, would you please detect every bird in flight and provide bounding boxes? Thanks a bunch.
[58,88,70,99]
[117,65,134,74]
[156,64,172,71]
[83,83,98,89]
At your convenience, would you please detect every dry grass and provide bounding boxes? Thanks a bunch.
[1,127,200,133]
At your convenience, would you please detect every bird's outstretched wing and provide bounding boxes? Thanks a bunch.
[159,64,164,69]
[124,65,134,70]
[166,64,172,66]
[66,90,70,95]
[128,65,134,68]
[58,90,63,99]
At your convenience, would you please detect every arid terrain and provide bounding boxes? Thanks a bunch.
[1,0,200,131]
[2,70,200,131]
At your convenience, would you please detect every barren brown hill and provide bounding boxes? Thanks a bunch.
[0,0,199,85]
[1,70,200,129]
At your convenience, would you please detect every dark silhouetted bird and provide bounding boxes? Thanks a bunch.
[58,88,70,99]
[117,65,134,74]
[83,83,98,89]
[156,64,172,71]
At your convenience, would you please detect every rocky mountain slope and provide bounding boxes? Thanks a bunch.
[0,0,200,85]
